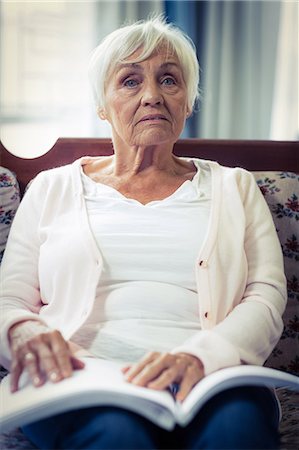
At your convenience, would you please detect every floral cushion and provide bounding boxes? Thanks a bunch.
[0,167,20,264]
[253,171,299,376]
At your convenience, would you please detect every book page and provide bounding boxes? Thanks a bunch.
[2,360,298,432]
[0,357,177,432]
[175,365,299,427]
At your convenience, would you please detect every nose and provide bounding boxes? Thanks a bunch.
[141,80,163,106]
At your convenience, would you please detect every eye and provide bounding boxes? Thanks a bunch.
[123,78,139,88]
[161,76,176,86]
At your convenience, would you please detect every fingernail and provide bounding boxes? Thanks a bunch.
[176,394,184,402]
[50,372,58,382]
[132,378,143,386]
[33,376,41,386]
[62,370,71,378]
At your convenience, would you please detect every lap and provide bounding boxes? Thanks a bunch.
[22,386,280,450]
[180,385,280,449]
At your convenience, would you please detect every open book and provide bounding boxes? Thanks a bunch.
[1,357,298,432]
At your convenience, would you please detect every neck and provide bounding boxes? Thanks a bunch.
[112,141,177,177]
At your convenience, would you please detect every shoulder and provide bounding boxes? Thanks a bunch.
[217,164,260,202]
[26,161,79,194]
[190,157,254,183]
[33,156,111,185]
[219,164,256,186]
[191,158,261,204]
[18,161,82,218]
[37,162,74,181]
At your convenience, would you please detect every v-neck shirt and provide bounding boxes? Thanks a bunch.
[68,159,211,363]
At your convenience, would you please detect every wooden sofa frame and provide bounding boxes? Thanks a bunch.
[1,138,298,195]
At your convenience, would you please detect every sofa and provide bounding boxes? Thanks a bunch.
[0,138,298,449]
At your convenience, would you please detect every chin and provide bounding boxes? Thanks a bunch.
[133,130,176,147]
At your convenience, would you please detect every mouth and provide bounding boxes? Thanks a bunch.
[138,114,168,123]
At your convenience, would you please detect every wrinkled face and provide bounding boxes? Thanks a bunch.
[100,50,189,149]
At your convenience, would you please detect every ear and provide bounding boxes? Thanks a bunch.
[97,107,107,120]
[186,108,191,118]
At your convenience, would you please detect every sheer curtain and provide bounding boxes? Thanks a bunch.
[270,1,299,140]
[166,0,291,140]
[2,0,296,158]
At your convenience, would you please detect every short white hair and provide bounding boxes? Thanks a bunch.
[88,16,200,112]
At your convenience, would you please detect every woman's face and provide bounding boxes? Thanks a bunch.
[100,50,189,149]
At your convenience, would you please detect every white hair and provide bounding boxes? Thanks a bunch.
[88,16,200,112]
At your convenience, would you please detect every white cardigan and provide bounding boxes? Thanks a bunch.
[0,157,287,375]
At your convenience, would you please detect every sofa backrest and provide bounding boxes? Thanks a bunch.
[1,138,298,195]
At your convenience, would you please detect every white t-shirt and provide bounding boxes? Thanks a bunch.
[72,159,211,364]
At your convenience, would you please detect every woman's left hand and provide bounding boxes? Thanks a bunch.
[122,352,204,402]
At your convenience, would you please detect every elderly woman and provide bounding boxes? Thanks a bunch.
[0,17,286,450]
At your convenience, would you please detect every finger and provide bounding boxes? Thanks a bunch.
[70,355,85,370]
[11,346,44,391]
[121,365,131,374]
[175,379,193,402]
[9,340,27,392]
[22,351,45,388]
[30,338,62,384]
[50,331,74,378]
[147,366,179,390]
[175,365,203,402]
[125,352,159,382]
[129,354,175,387]
[10,360,23,393]
[51,334,85,375]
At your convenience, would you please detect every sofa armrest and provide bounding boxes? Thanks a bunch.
[253,171,299,375]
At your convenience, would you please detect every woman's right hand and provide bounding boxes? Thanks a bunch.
[8,320,85,392]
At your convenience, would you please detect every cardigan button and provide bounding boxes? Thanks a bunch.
[199,260,208,268]
[204,311,212,320]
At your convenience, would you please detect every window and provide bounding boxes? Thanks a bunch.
[0,1,162,157]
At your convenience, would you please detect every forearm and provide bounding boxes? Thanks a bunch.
[0,175,46,367]
[0,304,45,369]
[172,295,284,376]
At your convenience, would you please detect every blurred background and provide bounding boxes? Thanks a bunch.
[1,0,298,157]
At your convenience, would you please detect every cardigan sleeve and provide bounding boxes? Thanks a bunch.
[172,169,287,375]
[0,173,49,369]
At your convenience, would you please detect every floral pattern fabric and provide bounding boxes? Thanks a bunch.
[254,171,299,376]
[0,167,20,264]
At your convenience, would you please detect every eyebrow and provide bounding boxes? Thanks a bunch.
[117,62,181,71]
